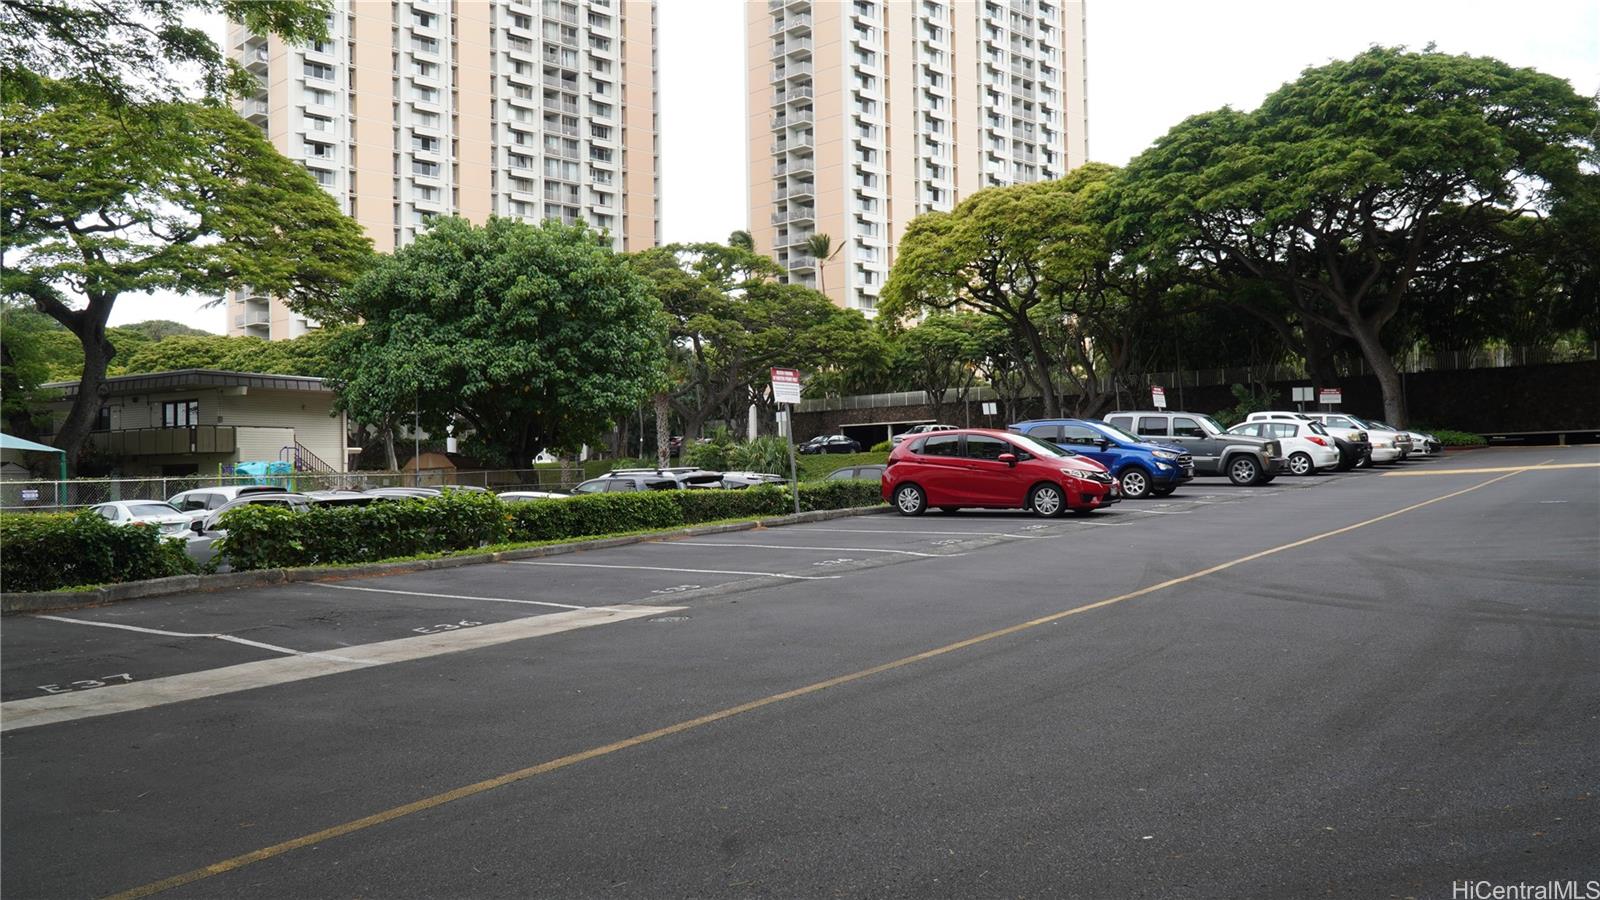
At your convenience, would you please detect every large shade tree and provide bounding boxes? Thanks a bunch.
[335,217,667,465]
[1,90,371,470]
[1108,47,1599,425]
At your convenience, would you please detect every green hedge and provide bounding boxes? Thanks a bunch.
[215,480,884,572]
[1428,429,1488,447]
[0,511,197,593]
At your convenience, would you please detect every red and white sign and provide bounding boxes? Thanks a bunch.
[771,367,802,405]
[1151,385,1167,409]
[1318,388,1343,405]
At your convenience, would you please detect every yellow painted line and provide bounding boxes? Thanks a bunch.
[105,468,1527,900]
[1381,462,1600,477]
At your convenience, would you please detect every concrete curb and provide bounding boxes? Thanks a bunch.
[2,505,891,615]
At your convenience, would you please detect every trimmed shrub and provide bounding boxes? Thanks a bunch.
[870,439,894,453]
[673,484,790,521]
[796,480,882,511]
[0,511,197,592]
[507,491,684,542]
[1429,429,1488,447]
[217,489,507,570]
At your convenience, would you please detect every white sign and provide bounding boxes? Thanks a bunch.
[771,367,802,405]
[1319,388,1343,405]
[1151,385,1167,409]
[20,489,39,501]
[981,401,998,416]
[1291,386,1314,403]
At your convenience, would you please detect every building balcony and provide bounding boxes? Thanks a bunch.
[771,12,812,34]
[242,97,269,123]
[88,425,240,458]
[772,61,813,83]
[787,254,817,271]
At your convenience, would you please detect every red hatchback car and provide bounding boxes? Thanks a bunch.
[882,428,1121,517]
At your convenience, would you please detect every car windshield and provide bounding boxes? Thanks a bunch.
[1196,414,1226,434]
[1308,422,1330,435]
[128,503,181,517]
[1351,416,1386,430]
[1006,433,1069,459]
[1088,421,1140,444]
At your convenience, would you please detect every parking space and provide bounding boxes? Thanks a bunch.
[0,455,1445,723]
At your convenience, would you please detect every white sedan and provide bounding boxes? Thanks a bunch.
[89,501,193,536]
[1228,421,1341,475]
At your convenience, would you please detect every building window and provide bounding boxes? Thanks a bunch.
[93,405,112,431]
[412,159,440,177]
[303,61,335,81]
[412,36,439,55]
[305,87,334,106]
[162,400,200,428]
[308,166,336,186]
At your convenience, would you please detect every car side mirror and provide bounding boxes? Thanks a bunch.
[998,453,1017,467]
[1097,439,1112,450]
[190,519,206,534]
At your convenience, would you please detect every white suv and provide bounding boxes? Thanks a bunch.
[1302,413,1407,463]
[891,424,958,446]
[1228,420,1340,475]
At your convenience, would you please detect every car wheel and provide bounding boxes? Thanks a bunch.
[893,484,927,516]
[1288,452,1313,476]
[1028,483,1067,518]
[1152,486,1176,497]
[938,506,961,514]
[1227,455,1261,486]
[1118,468,1151,499]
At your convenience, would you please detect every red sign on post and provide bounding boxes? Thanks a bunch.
[1151,385,1167,409]
[771,367,802,405]
[1318,388,1343,405]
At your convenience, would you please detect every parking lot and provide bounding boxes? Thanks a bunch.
[3,445,1597,898]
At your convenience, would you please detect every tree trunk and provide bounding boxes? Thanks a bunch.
[1014,318,1059,417]
[383,423,399,471]
[653,392,671,468]
[1347,318,1408,426]
[45,299,115,475]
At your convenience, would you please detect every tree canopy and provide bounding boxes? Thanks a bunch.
[1107,46,1599,424]
[334,216,667,465]
[1,88,371,469]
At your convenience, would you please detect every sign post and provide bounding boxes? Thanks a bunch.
[1151,385,1167,409]
[981,401,998,427]
[1291,386,1314,412]
[1318,387,1343,408]
[771,367,803,514]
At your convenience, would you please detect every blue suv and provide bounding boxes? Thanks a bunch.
[1009,419,1194,499]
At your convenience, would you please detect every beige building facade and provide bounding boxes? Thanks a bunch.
[749,0,1088,314]
[229,0,660,339]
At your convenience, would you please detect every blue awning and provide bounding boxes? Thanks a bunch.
[0,433,65,455]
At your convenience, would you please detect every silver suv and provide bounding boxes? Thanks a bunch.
[572,468,725,494]
[1105,411,1282,486]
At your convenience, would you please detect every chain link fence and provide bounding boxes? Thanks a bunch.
[0,467,597,513]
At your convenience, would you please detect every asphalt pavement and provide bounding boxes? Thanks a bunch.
[2,445,1596,899]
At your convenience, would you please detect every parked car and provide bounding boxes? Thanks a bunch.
[883,428,1120,517]
[302,490,378,507]
[1226,420,1340,475]
[798,435,862,455]
[1296,413,1404,464]
[1008,418,1195,499]
[891,424,958,446]
[1104,411,1282,486]
[185,492,314,567]
[89,500,192,536]
[719,471,789,489]
[825,464,887,482]
[167,484,288,520]
[497,490,571,502]
[1369,420,1441,457]
[1246,412,1371,470]
[362,486,443,499]
[572,468,726,494]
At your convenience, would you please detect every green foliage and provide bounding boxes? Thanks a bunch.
[795,451,887,482]
[2,85,372,469]
[116,328,346,377]
[1427,429,1488,447]
[0,0,331,106]
[216,483,884,571]
[216,489,508,570]
[869,439,894,453]
[727,434,793,476]
[0,511,196,592]
[681,428,736,471]
[1213,384,1281,428]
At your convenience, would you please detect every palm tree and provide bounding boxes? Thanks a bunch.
[728,229,754,251]
[802,232,843,294]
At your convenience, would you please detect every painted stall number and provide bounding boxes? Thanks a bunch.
[38,673,134,695]
[931,539,964,546]
[650,584,702,594]
[412,620,483,635]
[813,558,854,567]
[1022,524,1051,531]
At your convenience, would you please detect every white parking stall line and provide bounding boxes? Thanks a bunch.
[1112,508,1193,515]
[508,561,842,580]
[305,581,589,610]
[30,615,371,665]
[819,528,1052,539]
[653,541,953,558]
[3,604,678,733]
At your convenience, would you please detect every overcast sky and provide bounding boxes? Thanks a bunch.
[114,0,1600,333]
